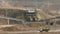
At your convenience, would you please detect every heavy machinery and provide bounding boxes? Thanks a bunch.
[24,10,50,32]
[24,10,37,22]
[38,25,50,32]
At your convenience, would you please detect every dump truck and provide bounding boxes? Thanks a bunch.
[38,25,50,32]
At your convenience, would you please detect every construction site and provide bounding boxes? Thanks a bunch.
[0,0,60,34]
[0,7,60,34]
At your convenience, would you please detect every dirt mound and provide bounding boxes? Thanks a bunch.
[28,22,41,27]
[0,26,20,31]
[0,24,31,31]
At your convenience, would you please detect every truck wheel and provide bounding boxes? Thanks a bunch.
[39,29,43,32]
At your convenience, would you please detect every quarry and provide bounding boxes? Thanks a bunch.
[0,0,60,34]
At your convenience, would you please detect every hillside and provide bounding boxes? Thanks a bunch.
[0,0,60,10]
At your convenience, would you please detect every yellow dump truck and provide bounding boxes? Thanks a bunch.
[38,25,50,32]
